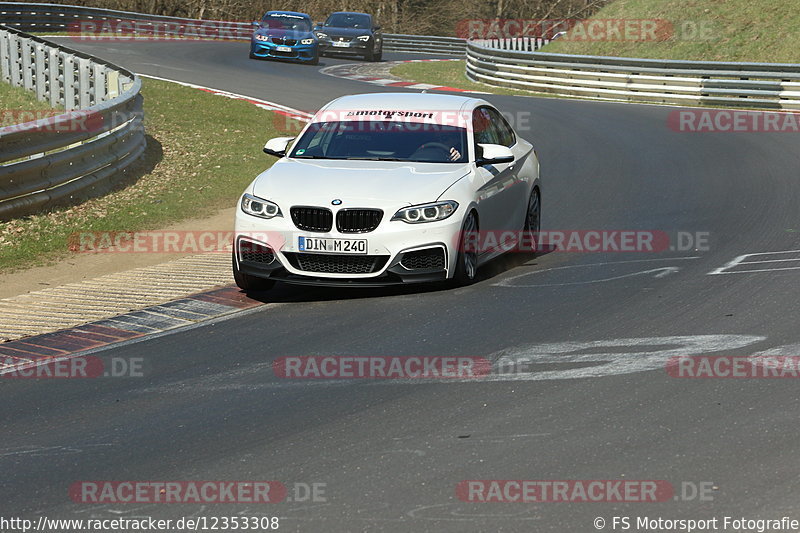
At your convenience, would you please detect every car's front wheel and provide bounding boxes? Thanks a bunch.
[232,252,275,292]
[524,187,541,253]
[365,45,379,62]
[309,51,320,65]
[452,210,479,286]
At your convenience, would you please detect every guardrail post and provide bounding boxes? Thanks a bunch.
[9,33,21,86]
[77,56,91,108]
[20,37,33,91]
[93,62,105,103]
[106,69,119,99]
[34,42,46,101]
[0,31,10,83]
[63,53,76,110]
[47,46,60,107]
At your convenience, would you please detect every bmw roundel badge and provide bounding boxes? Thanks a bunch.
[331,199,342,205]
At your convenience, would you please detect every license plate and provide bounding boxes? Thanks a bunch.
[332,41,350,47]
[276,45,292,52]
[298,236,367,254]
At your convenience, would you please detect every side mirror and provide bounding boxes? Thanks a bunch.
[313,24,322,30]
[374,25,382,31]
[263,136,295,157]
[476,143,514,166]
[252,21,260,27]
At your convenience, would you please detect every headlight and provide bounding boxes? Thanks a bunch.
[392,201,458,224]
[301,38,314,45]
[241,193,282,219]
[254,34,269,41]
[357,35,371,41]
[315,32,328,39]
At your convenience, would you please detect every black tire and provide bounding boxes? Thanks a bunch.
[308,51,320,66]
[232,252,275,292]
[364,46,375,61]
[523,187,541,254]
[249,51,257,59]
[373,49,382,62]
[451,210,479,286]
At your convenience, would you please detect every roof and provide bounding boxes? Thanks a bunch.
[321,92,485,113]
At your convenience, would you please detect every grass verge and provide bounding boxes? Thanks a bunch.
[0,78,289,273]
[0,81,60,114]
[541,0,800,62]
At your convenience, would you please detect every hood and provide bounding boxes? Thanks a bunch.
[318,27,371,39]
[251,159,469,210]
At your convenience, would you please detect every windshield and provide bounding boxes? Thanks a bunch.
[325,13,372,29]
[260,14,311,32]
[289,121,468,163]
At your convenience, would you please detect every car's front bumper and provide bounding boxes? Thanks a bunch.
[318,40,370,55]
[234,210,462,286]
[250,41,318,61]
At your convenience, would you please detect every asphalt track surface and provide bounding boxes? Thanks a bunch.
[3,40,800,531]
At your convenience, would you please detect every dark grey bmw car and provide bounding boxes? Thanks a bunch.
[314,12,383,61]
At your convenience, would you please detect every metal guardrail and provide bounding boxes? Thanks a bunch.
[0,23,144,220]
[382,34,465,55]
[467,38,800,109]
[0,2,466,55]
[0,2,253,39]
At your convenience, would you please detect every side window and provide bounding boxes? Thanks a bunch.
[485,108,516,147]
[472,107,500,147]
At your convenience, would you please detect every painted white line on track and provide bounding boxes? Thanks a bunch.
[494,256,700,287]
[708,249,800,274]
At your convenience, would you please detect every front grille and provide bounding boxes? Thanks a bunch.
[291,207,333,232]
[401,247,446,270]
[336,209,383,233]
[239,240,275,264]
[284,253,389,274]
[271,37,298,45]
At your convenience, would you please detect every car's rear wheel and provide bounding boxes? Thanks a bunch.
[232,252,275,292]
[452,210,479,286]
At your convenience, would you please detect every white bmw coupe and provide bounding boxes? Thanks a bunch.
[233,92,540,290]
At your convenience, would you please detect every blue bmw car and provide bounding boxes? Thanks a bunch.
[250,11,319,65]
